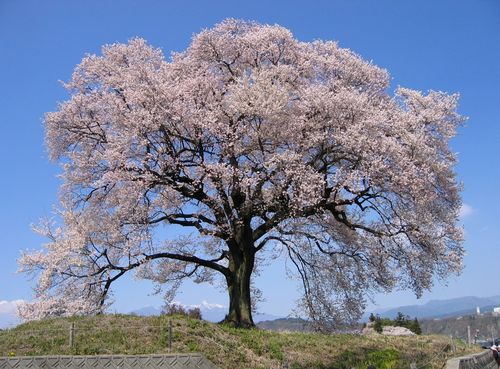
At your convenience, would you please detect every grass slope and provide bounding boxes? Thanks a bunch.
[0,314,481,369]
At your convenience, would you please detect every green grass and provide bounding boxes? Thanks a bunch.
[0,314,481,369]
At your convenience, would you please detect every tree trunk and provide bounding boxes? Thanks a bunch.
[223,234,255,328]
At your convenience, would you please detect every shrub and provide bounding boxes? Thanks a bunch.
[162,304,202,320]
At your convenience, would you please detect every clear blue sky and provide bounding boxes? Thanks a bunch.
[1,0,499,317]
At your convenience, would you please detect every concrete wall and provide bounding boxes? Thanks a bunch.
[0,354,220,369]
[446,350,498,369]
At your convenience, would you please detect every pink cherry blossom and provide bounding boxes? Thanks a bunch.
[19,19,464,329]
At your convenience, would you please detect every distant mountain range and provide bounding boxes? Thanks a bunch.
[129,301,280,323]
[3,295,500,330]
[259,296,500,332]
[368,295,500,320]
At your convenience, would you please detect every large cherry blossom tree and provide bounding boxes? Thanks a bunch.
[19,19,464,328]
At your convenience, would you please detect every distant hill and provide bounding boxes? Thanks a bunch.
[420,312,500,341]
[257,317,362,333]
[129,306,162,316]
[258,296,500,332]
[369,295,500,320]
[257,317,313,332]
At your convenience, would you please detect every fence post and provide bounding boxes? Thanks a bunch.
[449,334,455,353]
[282,352,289,369]
[467,325,471,346]
[168,320,172,352]
[69,322,75,349]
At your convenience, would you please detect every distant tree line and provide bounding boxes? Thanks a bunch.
[369,312,422,335]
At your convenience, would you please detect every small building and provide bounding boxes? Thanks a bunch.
[493,307,500,316]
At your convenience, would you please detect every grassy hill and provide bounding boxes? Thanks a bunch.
[0,314,481,369]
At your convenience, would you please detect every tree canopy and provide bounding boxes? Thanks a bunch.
[19,19,464,329]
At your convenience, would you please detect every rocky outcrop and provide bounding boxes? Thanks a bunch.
[362,322,416,336]
[382,326,416,336]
